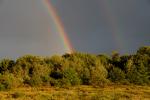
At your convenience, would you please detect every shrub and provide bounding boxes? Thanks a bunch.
[0,73,22,90]
[0,59,15,74]
[108,67,125,82]
[50,71,63,79]
[49,55,64,71]
[137,46,150,56]
[49,78,69,87]
[63,68,81,86]
[80,67,90,85]
[126,54,150,85]
[126,65,149,85]
[26,75,42,86]
[90,64,109,86]
[13,55,50,86]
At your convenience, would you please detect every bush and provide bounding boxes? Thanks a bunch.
[126,65,149,85]
[80,67,90,85]
[0,73,22,90]
[49,78,70,87]
[50,71,63,79]
[125,54,150,85]
[0,47,149,88]
[49,68,81,87]
[0,59,15,74]
[63,68,81,86]
[90,64,109,86]
[13,55,50,86]
[108,67,125,82]
[26,75,42,86]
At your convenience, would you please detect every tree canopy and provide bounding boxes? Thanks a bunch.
[0,46,149,90]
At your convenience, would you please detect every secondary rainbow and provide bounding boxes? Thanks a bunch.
[42,0,73,53]
[98,0,125,52]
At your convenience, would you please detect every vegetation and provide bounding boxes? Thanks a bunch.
[0,46,149,88]
[0,46,149,99]
[0,85,150,100]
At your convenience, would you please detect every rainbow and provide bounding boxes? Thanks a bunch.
[42,0,73,53]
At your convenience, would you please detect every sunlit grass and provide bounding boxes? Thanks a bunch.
[0,85,150,100]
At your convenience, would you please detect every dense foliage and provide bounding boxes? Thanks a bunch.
[0,46,149,90]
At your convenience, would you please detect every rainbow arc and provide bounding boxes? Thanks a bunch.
[42,0,73,54]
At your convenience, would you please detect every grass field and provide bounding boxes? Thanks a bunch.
[0,85,150,100]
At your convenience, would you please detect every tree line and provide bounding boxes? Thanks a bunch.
[0,46,149,90]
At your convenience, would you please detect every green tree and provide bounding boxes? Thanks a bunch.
[13,55,50,86]
[0,59,15,74]
[63,67,81,86]
[108,67,125,82]
[137,46,150,56]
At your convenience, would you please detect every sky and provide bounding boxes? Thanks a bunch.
[0,0,150,58]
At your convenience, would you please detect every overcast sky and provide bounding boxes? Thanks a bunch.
[0,0,150,58]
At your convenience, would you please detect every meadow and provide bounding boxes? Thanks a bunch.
[0,85,150,100]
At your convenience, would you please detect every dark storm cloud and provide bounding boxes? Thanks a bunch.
[0,0,3,3]
[148,0,150,3]
[0,0,149,58]
[53,0,150,54]
[52,0,114,53]
[0,0,66,58]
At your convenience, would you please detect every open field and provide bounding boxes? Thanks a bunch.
[0,85,150,100]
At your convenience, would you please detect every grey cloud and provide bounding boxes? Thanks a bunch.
[0,0,149,58]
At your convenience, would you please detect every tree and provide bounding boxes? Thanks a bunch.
[108,67,125,82]
[137,46,150,56]
[0,59,15,74]
[13,55,50,86]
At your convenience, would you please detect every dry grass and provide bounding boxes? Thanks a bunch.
[0,85,150,100]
